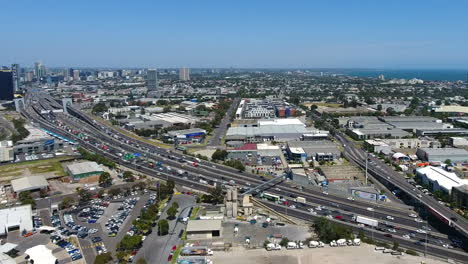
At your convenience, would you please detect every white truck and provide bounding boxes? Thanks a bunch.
[353,238,361,246]
[352,215,379,227]
[266,243,281,251]
[295,197,306,204]
[308,241,325,248]
[336,239,347,246]
[287,242,298,249]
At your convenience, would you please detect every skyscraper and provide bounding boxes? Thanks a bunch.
[34,62,46,80]
[0,70,14,100]
[179,67,190,81]
[147,68,158,92]
[73,69,80,81]
[11,64,21,92]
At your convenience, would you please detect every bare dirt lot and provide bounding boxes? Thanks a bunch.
[211,245,449,264]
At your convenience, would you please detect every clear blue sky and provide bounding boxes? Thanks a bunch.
[1,0,467,69]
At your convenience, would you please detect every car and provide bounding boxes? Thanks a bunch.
[386,216,394,220]
[409,213,418,218]
[387,228,396,233]
[416,229,427,234]
[384,234,393,238]
[334,215,343,220]
[172,245,177,251]
[168,253,174,261]
[402,234,410,240]
[366,207,374,211]
[414,218,423,223]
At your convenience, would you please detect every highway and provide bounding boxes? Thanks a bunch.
[20,89,468,259]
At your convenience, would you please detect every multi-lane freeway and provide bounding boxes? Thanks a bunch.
[20,89,468,261]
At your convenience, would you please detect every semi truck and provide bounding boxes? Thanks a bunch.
[352,215,379,227]
[180,247,213,256]
[295,197,306,204]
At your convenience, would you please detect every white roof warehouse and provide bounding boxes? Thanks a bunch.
[0,205,33,235]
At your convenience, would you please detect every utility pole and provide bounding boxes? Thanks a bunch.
[365,155,368,185]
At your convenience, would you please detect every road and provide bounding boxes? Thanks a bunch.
[207,97,240,147]
[136,194,195,263]
[21,88,467,258]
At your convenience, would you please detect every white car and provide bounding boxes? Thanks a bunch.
[402,234,410,240]
[416,229,427,234]
[366,207,374,211]
[409,213,418,218]
[387,228,396,233]
[414,218,423,223]
[386,216,394,220]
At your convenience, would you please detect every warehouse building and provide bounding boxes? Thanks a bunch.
[450,137,468,148]
[226,125,313,143]
[416,148,468,163]
[415,128,468,137]
[0,205,33,235]
[11,176,48,194]
[186,219,222,240]
[165,128,207,144]
[14,126,63,155]
[67,161,104,181]
[416,166,468,195]
[287,140,341,162]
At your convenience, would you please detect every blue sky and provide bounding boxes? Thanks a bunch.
[1,0,467,68]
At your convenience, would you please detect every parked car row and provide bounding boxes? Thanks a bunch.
[51,234,83,261]
[33,216,42,229]
[78,200,108,223]
[105,197,139,237]
[64,214,90,238]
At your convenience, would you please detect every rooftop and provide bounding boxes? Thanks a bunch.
[417,166,468,192]
[0,205,33,235]
[67,161,103,175]
[186,219,222,232]
[419,148,468,156]
[11,176,48,193]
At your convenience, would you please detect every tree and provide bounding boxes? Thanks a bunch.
[60,197,75,209]
[94,252,113,264]
[203,186,224,205]
[167,206,178,220]
[108,188,121,197]
[99,172,112,187]
[392,241,399,250]
[310,104,318,111]
[92,103,108,114]
[76,188,91,203]
[212,149,228,161]
[444,159,452,165]
[172,202,179,209]
[158,220,169,235]
[279,238,290,247]
[123,171,135,182]
[19,191,36,207]
[163,106,172,113]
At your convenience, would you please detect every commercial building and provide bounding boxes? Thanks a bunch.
[452,185,468,209]
[0,70,14,101]
[66,161,104,181]
[450,137,468,147]
[0,205,33,235]
[14,126,63,155]
[25,245,57,264]
[142,112,199,126]
[287,140,341,162]
[73,69,80,81]
[416,166,468,194]
[344,116,410,140]
[166,128,207,144]
[238,98,300,119]
[11,64,20,93]
[416,148,468,163]
[179,67,190,81]
[415,128,468,137]
[186,219,222,240]
[0,141,14,162]
[11,176,48,194]
[147,69,159,95]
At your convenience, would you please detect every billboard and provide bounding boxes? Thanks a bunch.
[351,189,378,201]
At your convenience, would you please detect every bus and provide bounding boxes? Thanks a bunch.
[261,192,281,202]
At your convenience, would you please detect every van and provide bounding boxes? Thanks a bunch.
[375,247,385,251]
[287,242,297,249]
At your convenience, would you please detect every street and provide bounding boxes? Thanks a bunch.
[207,97,240,147]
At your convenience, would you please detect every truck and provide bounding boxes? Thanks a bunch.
[352,215,379,227]
[336,239,347,246]
[353,238,361,246]
[286,242,298,249]
[266,243,281,251]
[180,247,213,256]
[295,197,306,204]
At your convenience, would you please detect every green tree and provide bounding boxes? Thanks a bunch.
[60,197,75,209]
[18,191,36,207]
[76,188,91,203]
[118,235,143,251]
[123,171,135,182]
[94,252,113,264]
[108,188,121,197]
[203,186,224,205]
[172,202,179,209]
[158,219,169,235]
[163,106,172,113]
[167,206,178,220]
[98,172,112,187]
[92,103,108,114]
[211,149,228,161]
[392,241,399,250]
[279,238,290,247]
[444,159,452,165]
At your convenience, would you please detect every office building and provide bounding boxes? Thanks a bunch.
[0,70,14,100]
[73,69,80,81]
[0,141,14,162]
[179,67,190,81]
[11,64,21,92]
[34,62,45,80]
[147,68,158,92]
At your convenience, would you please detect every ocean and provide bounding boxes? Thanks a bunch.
[338,69,468,82]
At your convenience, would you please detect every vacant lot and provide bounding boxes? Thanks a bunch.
[0,157,72,182]
[211,245,447,264]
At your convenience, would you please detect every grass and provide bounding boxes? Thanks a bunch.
[170,245,182,264]
[189,207,200,220]
[0,156,72,177]
[158,198,169,211]
[181,229,187,241]
[304,102,342,108]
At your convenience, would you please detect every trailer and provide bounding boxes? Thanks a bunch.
[180,247,213,256]
[352,215,379,227]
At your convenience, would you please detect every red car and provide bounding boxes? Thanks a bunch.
[334,215,343,220]
[168,253,173,261]
[171,245,177,251]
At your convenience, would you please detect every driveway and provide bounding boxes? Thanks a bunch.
[135,194,196,263]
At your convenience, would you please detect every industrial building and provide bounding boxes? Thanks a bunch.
[416,166,468,194]
[235,98,299,119]
[13,126,63,156]
[379,116,450,132]
[66,161,104,181]
[186,219,222,240]
[11,176,48,194]
[287,140,341,162]
[343,116,411,140]
[415,128,468,137]
[0,205,33,235]
[416,148,468,163]
[142,112,199,126]
[165,128,206,144]
[0,141,14,163]
[450,137,468,148]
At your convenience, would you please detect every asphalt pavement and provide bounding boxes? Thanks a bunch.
[135,194,195,264]
[207,97,240,147]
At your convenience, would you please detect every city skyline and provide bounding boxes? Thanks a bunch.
[1,1,468,69]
